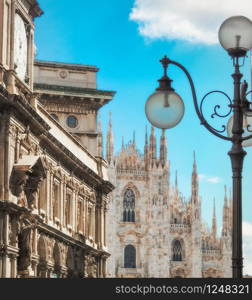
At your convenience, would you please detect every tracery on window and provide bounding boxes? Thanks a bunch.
[123,188,135,222]
[172,240,183,261]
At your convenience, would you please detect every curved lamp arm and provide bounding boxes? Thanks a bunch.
[168,58,232,142]
[241,134,252,142]
[240,88,252,142]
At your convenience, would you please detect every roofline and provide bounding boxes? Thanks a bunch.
[34,83,116,97]
[34,60,99,72]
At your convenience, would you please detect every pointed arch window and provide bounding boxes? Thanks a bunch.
[123,188,135,222]
[124,245,136,268]
[172,240,183,261]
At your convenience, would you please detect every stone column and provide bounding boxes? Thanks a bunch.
[102,257,107,278]
[0,113,6,199]
[1,253,7,278]
[95,204,100,245]
[5,254,11,278]
[83,196,86,235]
[14,131,20,164]
[45,169,49,221]
[60,180,64,228]
[88,205,92,238]
[3,212,9,245]
[72,190,76,232]
[4,114,10,201]
[103,207,107,247]
[6,0,16,94]
[33,228,38,255]
[99,193,103,246]
[26,26,33,89]
[10,254,17,278]
[84,196,88,236]
[92,205,95,239]
[49,171,54,221]
[62,183,66,228]
[32,257,39,278]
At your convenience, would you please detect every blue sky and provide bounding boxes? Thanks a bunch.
[34,0,252,255]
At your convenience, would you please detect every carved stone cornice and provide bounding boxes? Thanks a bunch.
[34,61,99,73]
[0,87,50,136]
[34,84,115,97]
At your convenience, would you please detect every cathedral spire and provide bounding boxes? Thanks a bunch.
[213,198,216,218]
[122,136,125,150]
[97,120,103,158]
[145,126,148,145]
[149,126,157,166]
[222,185,231,237]
[228,187,233,231]
[193,151,197,172]
[224,185,228,207]
[133,131,136,147]
[212,198,217,240]
[191,151,199,205]
[160,129,167,167]
[106,112,114,164]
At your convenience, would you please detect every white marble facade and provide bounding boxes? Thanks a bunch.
[105,124,232,278]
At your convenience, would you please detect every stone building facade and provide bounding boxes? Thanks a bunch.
[105,123,232,278]
[0,0,115,278]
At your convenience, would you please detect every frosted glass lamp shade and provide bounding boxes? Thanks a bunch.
[218,16,252,57]
[145,90,185,129]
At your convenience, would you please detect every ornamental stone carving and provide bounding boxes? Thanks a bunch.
[10,156,46,210]
[18,214,36,272]
[85,254,97,278]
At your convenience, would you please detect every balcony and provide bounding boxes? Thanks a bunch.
[202,249,221,256]
[170,224,191,233]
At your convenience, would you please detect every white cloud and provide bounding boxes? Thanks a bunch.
[130,0,252,44]
[207,177,222,184]
[243,221,252,276]
[199,174,222,184]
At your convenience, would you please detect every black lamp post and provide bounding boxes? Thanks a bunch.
[145,16,252,279]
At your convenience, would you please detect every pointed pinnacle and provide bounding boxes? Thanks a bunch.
[193,151,197,171]
[224,185,228,205]
[213,197,216,218]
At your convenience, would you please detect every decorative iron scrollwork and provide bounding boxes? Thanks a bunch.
[200,90,232,133]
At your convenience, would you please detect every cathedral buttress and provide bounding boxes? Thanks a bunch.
[191,151,200,216]
[222,186,229,237]
[212,198,217,241]
[149,127,157,167]
[160,129,167,168]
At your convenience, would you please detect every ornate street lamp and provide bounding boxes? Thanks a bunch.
[145,16,252,278]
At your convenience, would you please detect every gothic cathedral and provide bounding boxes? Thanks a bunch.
[105,118,232,278]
